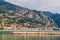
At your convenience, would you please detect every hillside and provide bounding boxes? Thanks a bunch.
[0,0,58,30]
[43,11,60,28]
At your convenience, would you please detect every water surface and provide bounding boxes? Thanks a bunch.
[0,34,60,40]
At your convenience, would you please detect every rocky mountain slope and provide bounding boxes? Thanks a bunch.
[43,11,60,28]
[0,0,58,30]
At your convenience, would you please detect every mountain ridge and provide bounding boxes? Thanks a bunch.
[0,0,58,30]
[43,11,60,28]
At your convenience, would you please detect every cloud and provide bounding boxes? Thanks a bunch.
[34,0,60,13]
[15,0,29,3]
[5,0,60,13]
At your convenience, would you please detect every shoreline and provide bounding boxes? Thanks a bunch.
[0,30,60,36]
[12,31,60,36]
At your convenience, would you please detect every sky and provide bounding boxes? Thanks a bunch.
[5,0,60,13]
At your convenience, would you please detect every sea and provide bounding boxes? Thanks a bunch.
[0,31,60,40]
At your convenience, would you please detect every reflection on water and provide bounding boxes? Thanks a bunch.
[0,34,60,40]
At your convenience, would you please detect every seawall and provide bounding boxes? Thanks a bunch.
[12,31,60,36]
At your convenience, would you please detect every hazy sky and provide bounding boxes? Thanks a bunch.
[5,0,60,13]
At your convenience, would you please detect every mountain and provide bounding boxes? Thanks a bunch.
[43,11,60,28]
[0,0,4,2]
[0,0,58,30]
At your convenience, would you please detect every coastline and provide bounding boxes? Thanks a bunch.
[0,30,60,36]
[12,31,60,36]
